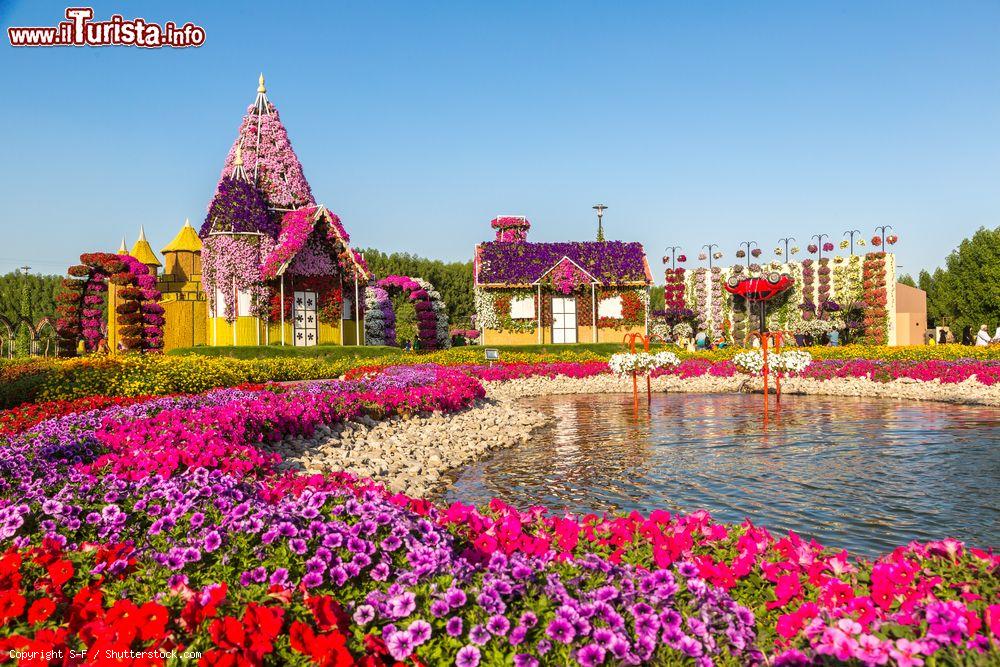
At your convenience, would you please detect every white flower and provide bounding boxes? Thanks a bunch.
[608,351,679,376]
[770,350,812,374]
[733,350,765,375]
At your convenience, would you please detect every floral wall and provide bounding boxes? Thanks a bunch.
[682,253,895,342]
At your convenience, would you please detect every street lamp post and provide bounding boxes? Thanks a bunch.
[874,225,894,248]
[702,244,719,271]
[592,204,608,241]
[738,241,758,268]
[843,229,861,256]
[663,246,681,271]
[778,237,795,261]
[811,233,830,263]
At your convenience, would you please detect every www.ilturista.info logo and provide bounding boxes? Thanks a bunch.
[8,7,205,48]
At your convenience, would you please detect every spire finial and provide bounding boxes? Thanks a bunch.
[184,217,191,228]
[234,142,243,166]
[138,225,147,242]
[118,236,128,254]
[258,73,266,94]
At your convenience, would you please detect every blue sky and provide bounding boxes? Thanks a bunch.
[1,1,998,279]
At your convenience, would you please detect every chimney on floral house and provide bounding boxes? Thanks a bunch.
[491,215,531,242]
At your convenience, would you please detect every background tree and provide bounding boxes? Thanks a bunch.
[912,226,999,332]
[898,274,916,287]
[358,249,474,327]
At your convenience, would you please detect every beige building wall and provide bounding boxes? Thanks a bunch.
[894,282,927,346]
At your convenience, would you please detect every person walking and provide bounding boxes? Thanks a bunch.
[975,325,991,346]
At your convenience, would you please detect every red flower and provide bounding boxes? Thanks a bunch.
[27,598,56,625]
[290,621,356,667]
[306,595,350,634]
[0,589,26,624]
[47,560,74,587]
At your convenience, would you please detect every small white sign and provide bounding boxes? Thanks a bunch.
[485,348,500,361]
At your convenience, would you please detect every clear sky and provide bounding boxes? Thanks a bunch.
[1,1,998,279]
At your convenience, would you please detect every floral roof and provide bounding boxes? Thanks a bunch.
[260,206,369,281]
[475,241,652,286]
[217,100,314,211]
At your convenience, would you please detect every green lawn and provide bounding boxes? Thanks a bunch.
[166,344,400,360]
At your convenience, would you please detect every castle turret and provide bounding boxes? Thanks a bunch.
[130,226,162,276]
[162,218,202,280]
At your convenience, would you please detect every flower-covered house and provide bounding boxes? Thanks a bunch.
[199,75,369,347]
[473,216,653,345]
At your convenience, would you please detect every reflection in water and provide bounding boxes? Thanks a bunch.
[440,393,1000,557]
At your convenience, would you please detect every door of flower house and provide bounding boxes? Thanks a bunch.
[551,296,578,344]
[293,291,318,346]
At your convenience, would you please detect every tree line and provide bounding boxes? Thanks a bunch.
[0,272,62,326]
[899,226,999,334]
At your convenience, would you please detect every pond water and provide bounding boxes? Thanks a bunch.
[440,393,1000,557]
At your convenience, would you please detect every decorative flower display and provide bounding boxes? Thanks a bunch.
[218,101,314,210]
[364,287,396,346]
[490,216,531,243]
[750,248,762,258]
[200,177,276,237]
[807,244,819,254]
[698,252,707,261]
[862,253,889,344]
[202,235,275,322]
[477,241,647,286]
[839,240,850,250]
[608,350,680,375]
[735,250,746,259]
[596,289,646,329]
[677,254,687,263]
[822,242,834,252]
[549,258,591,295]
[663,267,687,312]
[774,247,783,256]
[372,276,450,349]
[769,349,813,373]
[713,251,723,260]
[260,207,350,281]
[789,246,800,255]
[887,234,898,245]
[871,235,883,247]
[55,253,162,354]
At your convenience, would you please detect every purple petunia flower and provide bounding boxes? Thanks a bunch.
[455,645,480,667]
[353,604,375,625]
[446,617,464,637]
[385,630,414,661]
[203,530,222,552]
[469,624,490,645]
[408,619,432,645]
[269,568,289,587]
[576,644,607,667]
[302,571,323,588]
[487,614,511,636]
[445,587,467,608]
[546,618,576,644]
[514,655,539,667]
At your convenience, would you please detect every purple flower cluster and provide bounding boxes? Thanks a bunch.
[477,241,649,286]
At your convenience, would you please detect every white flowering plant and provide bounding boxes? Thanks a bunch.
[769,350,813,374]
[733,350,765,375]
[608,350,680,376]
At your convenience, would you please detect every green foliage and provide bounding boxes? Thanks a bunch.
[359,248,474,327]
[917,226,1000,331]
[649,285,665,311]
[898,273,916,287]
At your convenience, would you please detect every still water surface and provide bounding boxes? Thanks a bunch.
[441,393,1000,557]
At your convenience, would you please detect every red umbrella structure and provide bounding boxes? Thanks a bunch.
[724,273,795,332]
[723,273,794,302]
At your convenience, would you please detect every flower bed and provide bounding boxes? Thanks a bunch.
[0,366,997,665]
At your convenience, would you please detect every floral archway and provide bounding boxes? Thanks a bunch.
[55,252,163,355]
[364,276,449,349]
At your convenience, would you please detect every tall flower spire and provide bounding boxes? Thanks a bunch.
[231,141,249,183]
[214,74,314,211]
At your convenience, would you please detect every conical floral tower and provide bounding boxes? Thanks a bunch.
[217,73,314,212]
[200,75,368,348]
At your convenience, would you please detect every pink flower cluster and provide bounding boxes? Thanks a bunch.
[218,102,314,210]
[87,369,485,482]
[439,499,1000,665]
